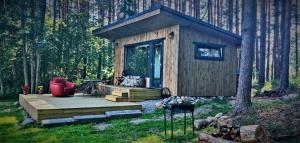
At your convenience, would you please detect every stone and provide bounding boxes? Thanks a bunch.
[105,110,142,118]
[41,118,75,127]
[194,119,210,129]
[129,118,151,124]
[14,101,19,106]
[73,114,107,123]
[93,123,111,131]
[217,116,240,128]
[21,118,35,127]
[206,116,217,123]
[215,113,223,119]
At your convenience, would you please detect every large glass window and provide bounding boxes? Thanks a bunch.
[124,39,164,88]
[194,42,225,61]
[126,44,149,76]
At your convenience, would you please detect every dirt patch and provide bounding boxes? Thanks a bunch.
[241,97,300,141]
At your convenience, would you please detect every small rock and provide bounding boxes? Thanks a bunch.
[194,119,210,129]
[129,118,151,124]
[155,101,163,108]
[215,113,223,119]
[93,123,111,131]
[3,108,11,112]
[206,116,217,123]
[14,101,19,106]
[21,118,35,127]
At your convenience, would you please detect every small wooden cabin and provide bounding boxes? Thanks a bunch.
[93,5,241,97]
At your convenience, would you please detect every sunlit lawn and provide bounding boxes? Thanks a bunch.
[0,98,235,143]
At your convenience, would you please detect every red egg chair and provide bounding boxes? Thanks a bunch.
[50,77,76,97]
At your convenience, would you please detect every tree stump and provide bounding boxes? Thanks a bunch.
[240,125,269,143]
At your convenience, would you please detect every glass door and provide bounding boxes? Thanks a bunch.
[152,42,163,88]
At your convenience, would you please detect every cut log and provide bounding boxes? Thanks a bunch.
[198,133,236,143]
[240,125,269,143]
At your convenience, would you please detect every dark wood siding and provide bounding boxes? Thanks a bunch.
[177,26,238,97]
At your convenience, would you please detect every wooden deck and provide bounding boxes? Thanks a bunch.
[99,85,161,101]
[19,94,142,123]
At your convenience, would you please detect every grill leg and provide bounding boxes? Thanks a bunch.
[192,110,194,136]
[184,111,186,135]
[171,110,173,140]
[164,109,167,137]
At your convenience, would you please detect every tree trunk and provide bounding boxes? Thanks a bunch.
[208,0,213,23]
[12,61,17,89]
[280,0,291,90]
[0,70,3,96]
[255,36,259,78]
[175,0,179,11]
[21,1,29,86]
[35,0,46,92]
[228,0,233,32]
[35,53,41,89]
[259,0,266,87]
[53,0,57,31]
[97,46,102,79]
[235,0,239,34]
[194,0,200,19]
[266,0,271,81]
[273,0,280,79]
[233,0,256,115]
[295,0,299,76]
[30,52,35,94]
[240,125,269,143]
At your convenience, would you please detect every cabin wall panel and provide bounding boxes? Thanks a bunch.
[115,25,180,96]
[178,26,238,97]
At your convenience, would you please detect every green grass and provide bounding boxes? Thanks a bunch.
[0,98,234,143]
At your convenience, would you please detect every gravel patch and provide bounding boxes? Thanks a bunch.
[138,100,161,113]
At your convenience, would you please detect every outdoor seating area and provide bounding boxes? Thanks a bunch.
[19,94,142,123]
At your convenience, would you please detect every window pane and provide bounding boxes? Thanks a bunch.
[126,44,148,76]
[195,44,224,60]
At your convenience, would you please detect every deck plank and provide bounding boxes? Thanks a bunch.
[19,94,142,123]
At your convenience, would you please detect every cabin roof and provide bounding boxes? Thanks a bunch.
[93,5,242,45]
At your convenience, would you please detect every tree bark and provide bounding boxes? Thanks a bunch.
[30,52,35,94]
[240,125,269,143]
[266,0,271,81]
[295,0,299,76]
[228,0,233,32]
[194,0,200,19]
[273,0,280,79]
[259,0,266,87]
[21,1,29,86]
[0,70,3,96]
[255,36,259,78]
[53,0,57,31]
[233,0,256,115]
[280,0,291,90]
[208,0,213,23]
[35,0,46,91]
[235,0,239,34]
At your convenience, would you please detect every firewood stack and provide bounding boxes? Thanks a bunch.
[211,116,241,142]
[197,115,269,143]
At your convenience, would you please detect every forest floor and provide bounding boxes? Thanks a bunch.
[0,94,299,143]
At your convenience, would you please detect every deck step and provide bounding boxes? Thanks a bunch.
[105,95,129,102]
[73,114,107,123]
[41,118,75,127]
[112,91,128,97]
